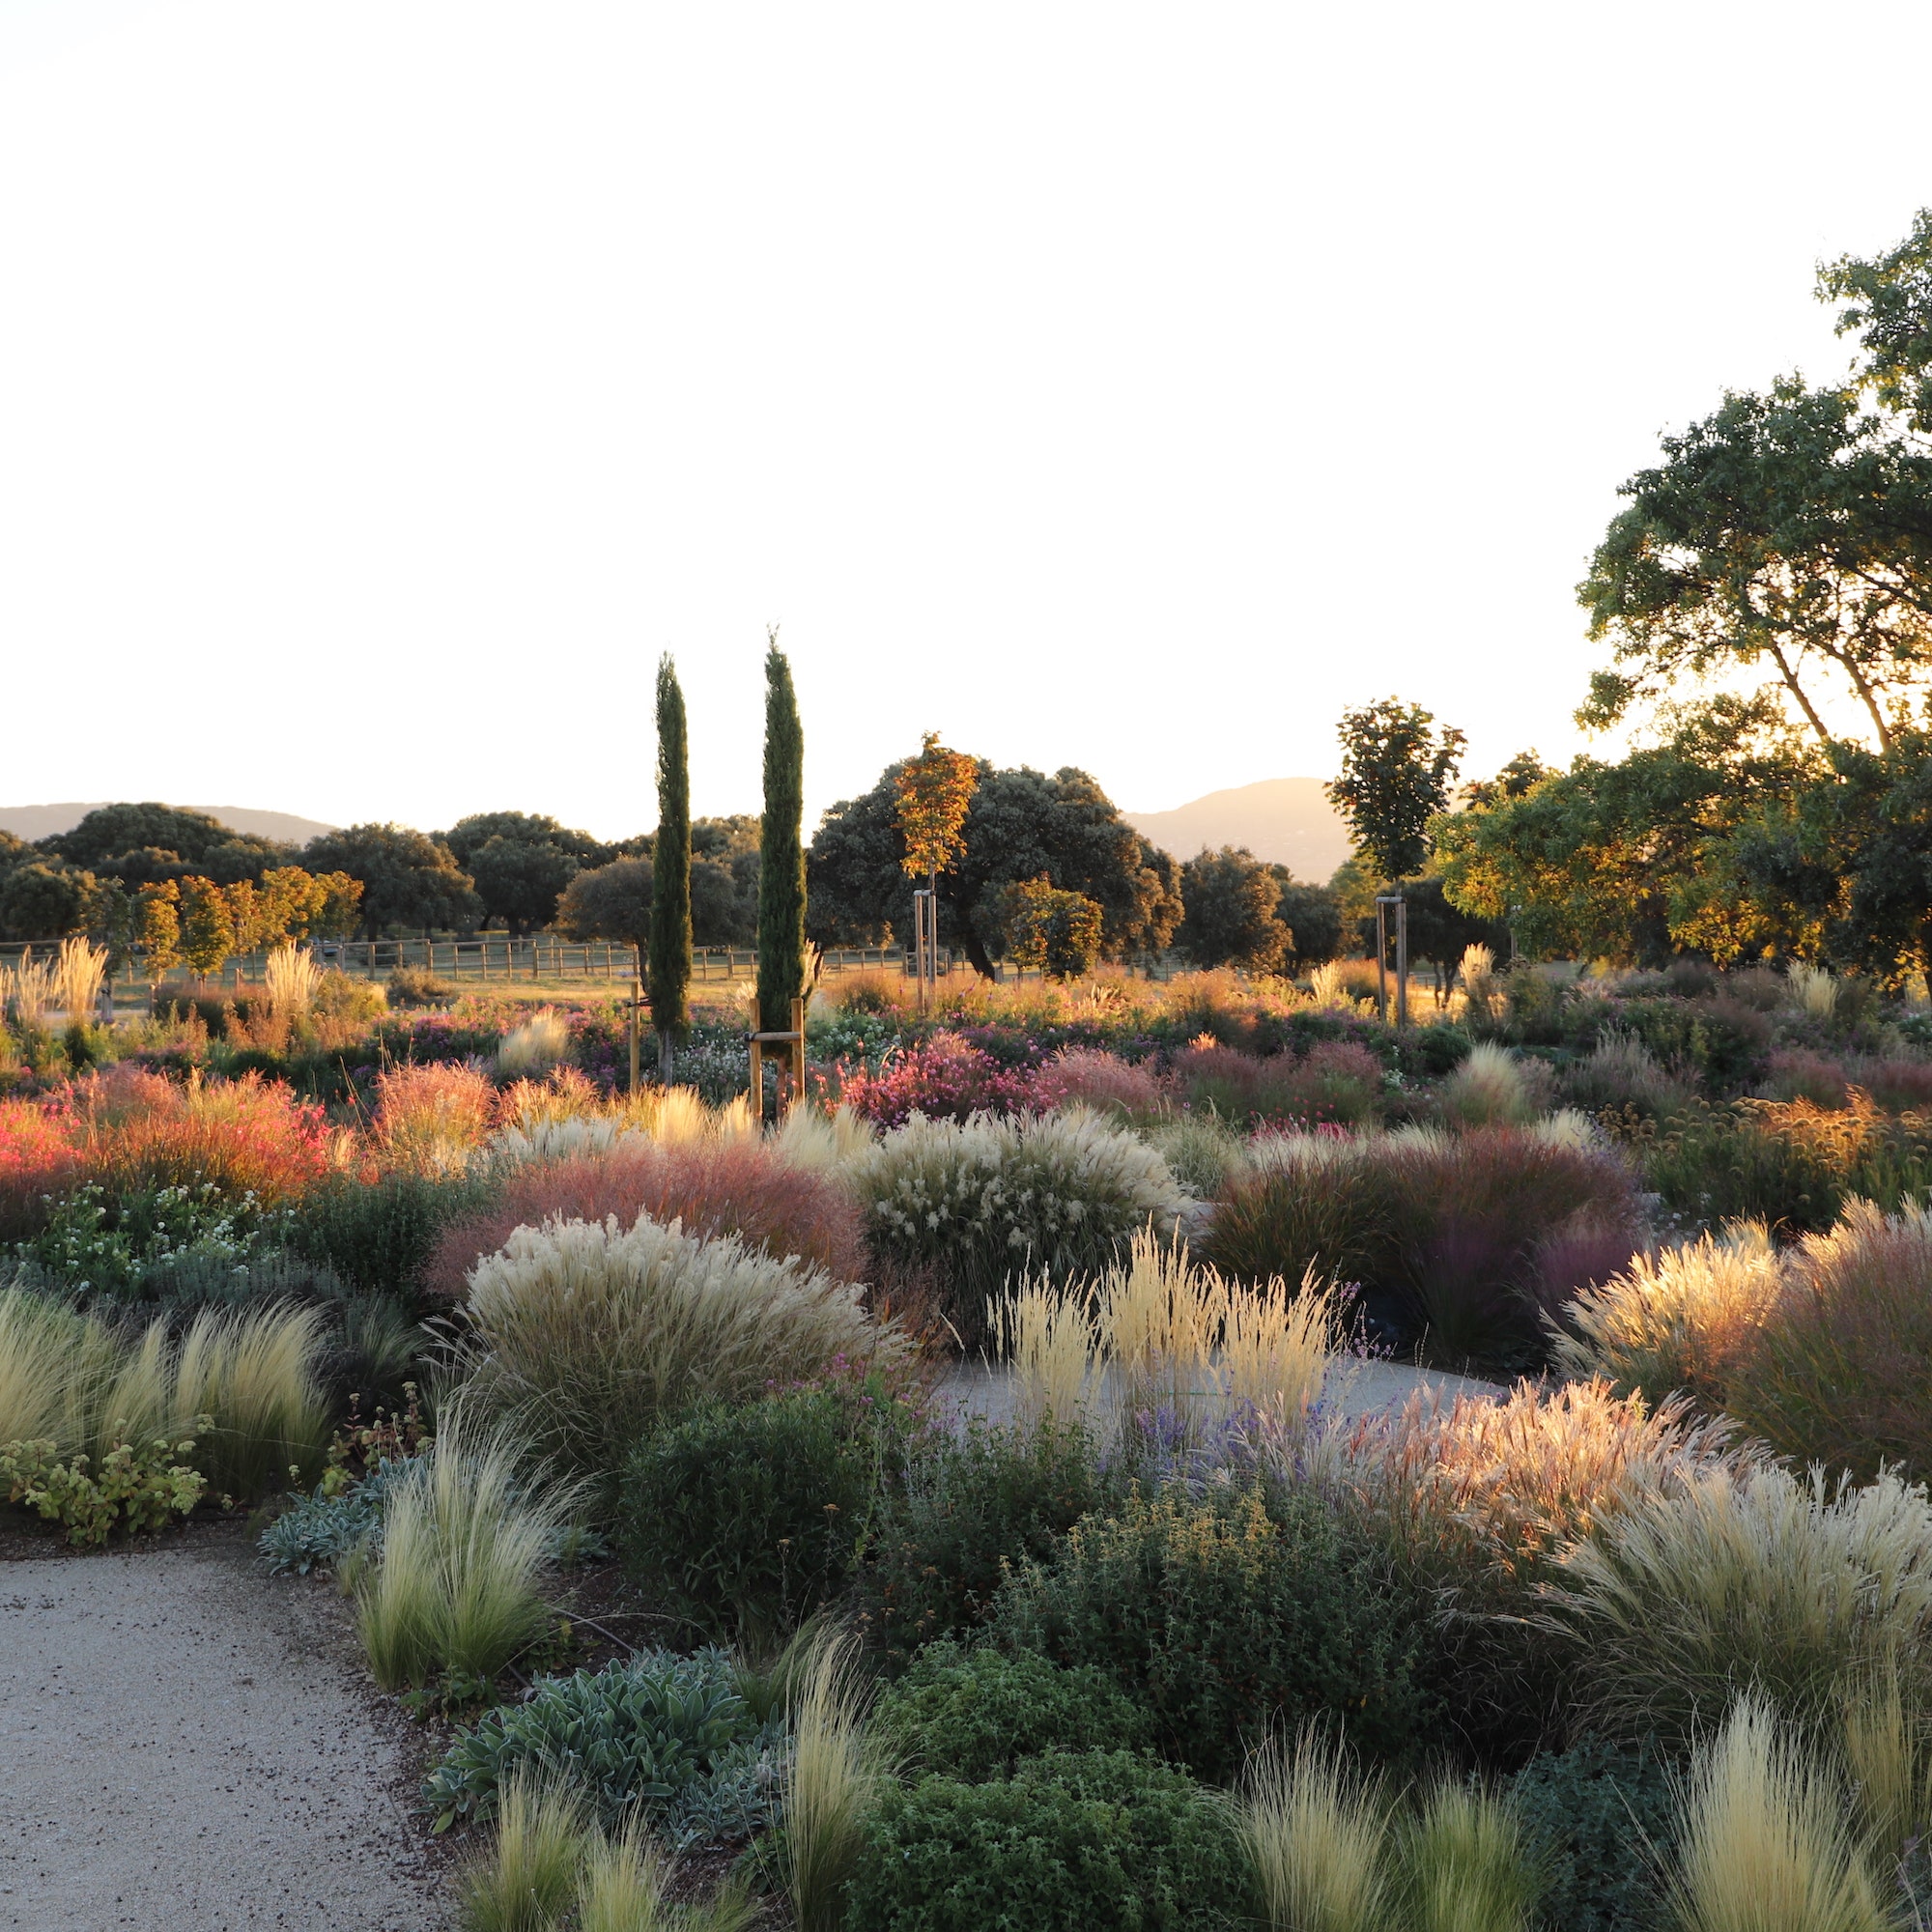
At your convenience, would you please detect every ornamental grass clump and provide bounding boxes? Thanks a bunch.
[460,1214,897,1487]
[355,1406,572,1692]
[427,1137,867,1304]
[782,1629,895,1932]
[373,1063,497,1179]
[1545,1464,1932,1748]
[1393,1776,1543,1932]
[1236,1727,1396,1932]
[1668,1695,1890,1932]
[857,1107,1190,1349]
[496,1009,573,1082]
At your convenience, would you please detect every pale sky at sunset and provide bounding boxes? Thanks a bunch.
[3,1,1929,838]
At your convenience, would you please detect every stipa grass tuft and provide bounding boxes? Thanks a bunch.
[781,1628,895,1932]
[1237,1726,1395,1932]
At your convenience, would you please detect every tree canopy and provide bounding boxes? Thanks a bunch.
[809,759,1181,976]
[300,824,481,938]
[1327,699,1464,887]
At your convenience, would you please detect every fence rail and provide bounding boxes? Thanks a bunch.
[0,937,956,990]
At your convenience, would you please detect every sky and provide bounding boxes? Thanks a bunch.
[2,0,1929,839]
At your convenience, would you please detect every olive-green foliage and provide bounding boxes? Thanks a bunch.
[0,1428,207,1545]
[854,1417,1105,1666]
[845,1750,1255,1932]
[870,1643,1153,1782]
[1511,1738,1674,1932]
[289,1170,487,1310]
[616,1392,883,1646]
[990,1484,1439,1783]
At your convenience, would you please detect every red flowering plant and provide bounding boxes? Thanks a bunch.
[837,1030,1047,1130]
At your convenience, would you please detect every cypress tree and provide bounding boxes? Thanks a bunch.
[756,630,808,1036]
[648,654,692,1073]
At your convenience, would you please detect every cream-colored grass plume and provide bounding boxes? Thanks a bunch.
[1220,1265,1338,1432]
[1551,1223,1785,1405]
[3,952,56,1028]
[1459,942,1499,1019]
[264,943,321,1018]
[1549,1464,1932,1744]
[988,1274,1099,1432]
[1786,961,1839,1022]
[1441,1041,1535,1127]
[1095,1224,1219,1419]
[781,1628,895,1932]
[463,1214,899,1481]
[1670,1695,1889,1932]
[496,1008,573,1081]
[1837,1656,1932,1861]
[1307,961,1352,1009]
[1238,1726,1394,1932]
[457,1767,587,1932]
[770,1103,875,1174]
[52,935,109,1023]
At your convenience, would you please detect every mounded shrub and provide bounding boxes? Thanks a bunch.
[856,1110,1189,1350]
[458,1213,899,1490]
[1511,1736,1675,1932]
[845,1750,1255,1932]
[615,1389,896,1644]
[854,1416,1105,1665]
[989,1482,1439,1781]
[289,1169,488,1310]
[870,1643,1153,1782]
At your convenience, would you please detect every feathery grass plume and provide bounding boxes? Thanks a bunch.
[355,1406,570,1690]
[263,942,321,1018]
[169,1301,331,1498]
[461,1214,896,1485]
[1787,961,1840,1024]
[1548,1464,1932,1747]
[1670,1694,1889,1932]
[3,952,56,1028]
[1734,1197,1932,1481]
[1307,960,1354,1009]
[52,935,109,1023]
[1094,1223,1221,1420]
[0,1285,126,1451]
[458,1767,587,1932]
[490,1114,643,1167]
[1551,1223,1785,1406]
[988,1273,1099,1432]
[781,1627,895,1932]
[1839,1655,1932,1861]
[1220,1265,1336,1434]
[373,1063,497,1179]
[1459,943,1499,1022]
[1238,1725,1394,1932]
[497,1008,574,1082]
[1441,1042,1538,1128]
[576,1819,755,1932]
[1141,1109,1251,1201]
[1394,1776,1542,1932]
[769,1102,875,1174]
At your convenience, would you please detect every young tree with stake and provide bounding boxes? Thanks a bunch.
[892,731,979,1000]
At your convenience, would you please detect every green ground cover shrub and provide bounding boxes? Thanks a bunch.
[855,1110,1189,1350]
[289,1169,490,1308]
[423,1646,787,1844]
[1512,1738,1675,1932]
[845,1750,1255,1932]
[854,1416,1106,1665]
[990,1482,1439,1781]
[870,1643,1153,1781]
[616,1389,897,1645]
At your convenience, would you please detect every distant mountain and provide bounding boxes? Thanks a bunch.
[0,803,338,847]
[1125,778,1352,882]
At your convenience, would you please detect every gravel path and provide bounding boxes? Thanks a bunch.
[0,1526,452,1932]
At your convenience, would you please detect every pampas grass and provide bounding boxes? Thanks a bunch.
[52,935,108,1023]
[264,943,321,1019]
[1669,1695,1889,1932]
[781,1628,895,1932]
[1238,1727,1394,1932]
[355,1406,571,1690]
[460,1214,898,1484]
